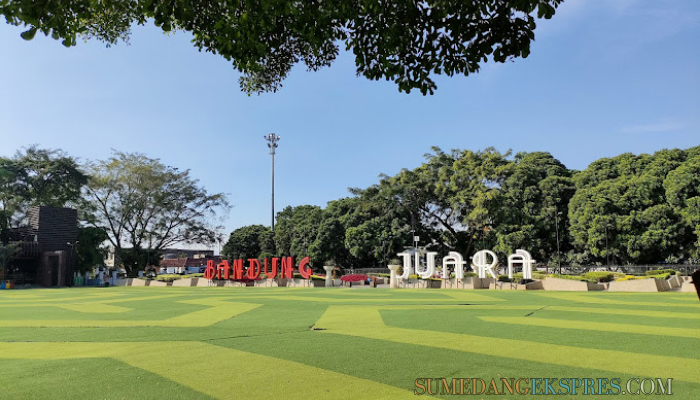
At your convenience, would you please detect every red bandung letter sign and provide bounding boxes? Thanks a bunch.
[246,259,261,279]
[204,260,216,280]
[232,259,244,280]
[204,256,312,282]
[280,257,294,279]
[265,258,278,279]
[217,260,231,280]
[298,257,312,279]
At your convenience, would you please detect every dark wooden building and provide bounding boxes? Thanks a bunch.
[5,206,78,287]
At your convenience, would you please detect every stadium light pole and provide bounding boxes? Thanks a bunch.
[554,205,562,274]
[264,133,280,231]
[604,224,610,268]
[67,241,79,286]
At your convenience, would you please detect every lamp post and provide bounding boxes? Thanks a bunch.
[67,241,79,286]
[604,224,610,268]
[554,205,562,274]
[264,133,280,231]
[409,229,419,253]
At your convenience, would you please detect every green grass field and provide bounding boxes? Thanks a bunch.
[1,287,698,399]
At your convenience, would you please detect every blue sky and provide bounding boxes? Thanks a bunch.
[1,0,698,241]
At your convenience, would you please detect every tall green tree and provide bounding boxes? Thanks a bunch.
[0,242,20,281]
[372,147,509,258]
[2,0,563,95]
[83,151,229,276]
[663,147,700,262]
[0,146,88,229]
[568,149,688,265]
[306,195,408,269]
[257,228,277,259]
[75,226,109,273]
[274,205,323,265]
[345,187,418,266]
[493,152,575,265]
[308,198,359,267]
[221,224,272,261]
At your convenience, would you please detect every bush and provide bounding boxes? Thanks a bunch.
[549,273,587,282]
[512,272,547,280]
[646,269,677,276]
[447,272,478,278]
[532,272,548,280]
[156,274,184,282]
[617,273,671,281]
[504,273,539,284]
[497,275,512,282]
[289,272,322,280]
[581,271,616,283]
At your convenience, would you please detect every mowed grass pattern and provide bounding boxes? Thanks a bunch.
[0,287,698,399]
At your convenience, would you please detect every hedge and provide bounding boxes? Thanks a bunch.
[646,269,678,276]
[549,273,588,282]
[581,271,617,283]
[616,273,671,281]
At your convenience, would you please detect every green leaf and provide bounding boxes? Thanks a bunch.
[20,27,37,41]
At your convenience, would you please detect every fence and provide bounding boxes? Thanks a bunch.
[557,264,699,276]
[351,265,700,276]
[349,268,391,275]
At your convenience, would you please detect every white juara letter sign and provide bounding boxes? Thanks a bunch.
[507,249,535,279]
[396,249,534,281]
[397,252,414,279]
[472,250,499,279]
[415,252,438,279]
[397,251,438,279]
[442,251,467,279]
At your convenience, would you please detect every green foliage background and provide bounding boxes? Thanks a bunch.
[226,145,700,270]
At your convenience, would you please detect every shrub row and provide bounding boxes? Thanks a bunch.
[155,273,204,282]
[580,271,618,283]
[646,269,677,276]
[368,273,391,278]
[616,273,671,281]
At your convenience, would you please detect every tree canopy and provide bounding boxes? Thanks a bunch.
[76,226,109,273]
[239,145,700,271]
[569,148,700,265]
[82,151,230,276]
[1,0,564,95]
[221,224,272,261]
[3,143,698,275]
[274,205,324,262]
[0,146,87,229]
[493,151,575,263]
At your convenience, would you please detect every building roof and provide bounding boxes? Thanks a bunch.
[159,258,188,268]
[160,256,222,268]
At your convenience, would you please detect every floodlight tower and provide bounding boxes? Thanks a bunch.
[264,133,281,231]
